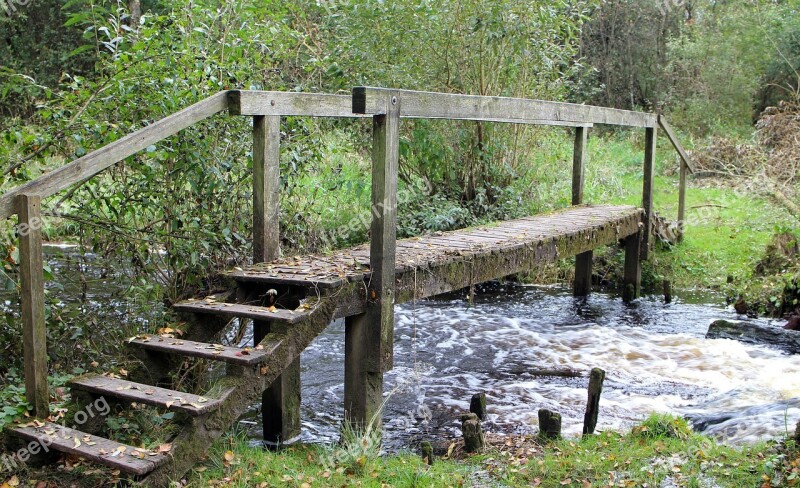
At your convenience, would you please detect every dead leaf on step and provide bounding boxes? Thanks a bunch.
[73,437,81,449]
[157,443,172,454]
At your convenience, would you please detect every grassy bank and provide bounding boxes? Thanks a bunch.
[182,415,788,487]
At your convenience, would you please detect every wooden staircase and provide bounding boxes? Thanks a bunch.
[7,271,348,485]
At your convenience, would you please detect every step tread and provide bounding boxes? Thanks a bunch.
[8,421,169,476]
[69,374,226,416]
[173,298,312,324]
[128,334,282,365]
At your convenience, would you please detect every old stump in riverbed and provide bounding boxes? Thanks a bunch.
[538,409,562,441]
[470,393,487,421]
[583,367,606,435]
[461,413,485,452]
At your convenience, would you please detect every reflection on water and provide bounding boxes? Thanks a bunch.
[241,283,798,449]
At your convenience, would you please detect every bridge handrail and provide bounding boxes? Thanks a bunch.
[352,86,657,127]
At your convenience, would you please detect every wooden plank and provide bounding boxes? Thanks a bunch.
[658,115,695,174]
[9,421,169,476]
[0,92,229,220]
[641,127,657,260]
[128,334,279,366]
[18,194,49,418]
[229,91,367,118]
[353,87,657,128]
[253,115,281,263]
[69,374,227,416]
[572,126,588,206]
[173,300,312,325]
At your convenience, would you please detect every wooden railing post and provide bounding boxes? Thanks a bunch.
[252,115,301,446]
[641,127,657,260]
[677,159,687,243]
[17,194,49,418]
[572,126,592,297]
[345,92,400,428]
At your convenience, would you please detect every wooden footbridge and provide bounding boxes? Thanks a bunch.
[0,87,693,484]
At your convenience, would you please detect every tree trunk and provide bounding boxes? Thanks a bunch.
[129,0,142,26]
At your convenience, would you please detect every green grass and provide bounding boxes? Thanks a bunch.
[187,416,781,487]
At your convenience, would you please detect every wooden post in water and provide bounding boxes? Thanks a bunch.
[623,230,642,303]
[582,367,605,436]
[641,127,657,260]
[572,126,592,297]
[344,92,400,428]
[18,194,49,418]
[252,115,301,446]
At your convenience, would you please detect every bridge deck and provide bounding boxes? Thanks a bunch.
[229,204,643,307]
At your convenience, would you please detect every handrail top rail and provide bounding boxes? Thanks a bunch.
[353,86,657,128]
[0,90,369,221]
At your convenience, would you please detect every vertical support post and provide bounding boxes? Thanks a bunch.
[623,230,642,303]
[641,126,657,260]
[344,92,401,428]
[18,194,49,418]
[252,115,300,446]
[253,115,281,263]
[572,126,592,297]
[571,126,588,206]
[677,159,687,243]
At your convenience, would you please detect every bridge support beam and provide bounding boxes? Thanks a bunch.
[344,314,384,428]
[344,92,401,432]
[253,114,301,446]
[18,194,49,419]
[623,230,642,303]
[572,126,592,297]
[641,126,657,260]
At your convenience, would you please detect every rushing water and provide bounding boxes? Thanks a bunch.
[23,247,800,449]
[240,283,799,449]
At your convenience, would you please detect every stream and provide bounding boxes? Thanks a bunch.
[20,246,800,451]
[239,283,799,450]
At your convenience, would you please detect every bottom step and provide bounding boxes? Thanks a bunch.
[8,421,169,476]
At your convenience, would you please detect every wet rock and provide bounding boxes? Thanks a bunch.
[706,319,800,354]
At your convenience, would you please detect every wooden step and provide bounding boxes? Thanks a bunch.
[173,298,313,324]
[128,334,282,366]
[69,374,227,416]
[8,421,169,476]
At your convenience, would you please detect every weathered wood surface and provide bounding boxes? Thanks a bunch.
[658,115,696,174]
[173,298,313,324]
[128,334,280,365]
[253,114,281,263]
[583,367,606,436]
[229,205,643,311]
[538,409,562,441]
[18,194,49,418]
[353,87,656,128]
[229,90,368,117]
[69,374,228,416]
[623,230,642,303]
[9,421,169,476]
[0,92,229,220]
[641,127,657,260]
[706,319,800,354]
